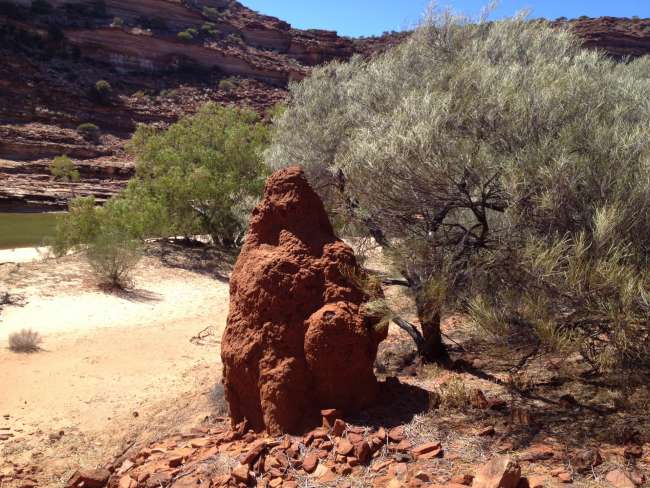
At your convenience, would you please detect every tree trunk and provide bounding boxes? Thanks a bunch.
[415,295,447,363]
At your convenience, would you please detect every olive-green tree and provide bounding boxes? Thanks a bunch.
[50,155,80,200]
[128,102,269,247]
[266,10,650,369]
[54,102,271,278]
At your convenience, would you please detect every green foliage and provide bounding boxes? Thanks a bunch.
[202,6,219,18]
[86,228,142,289]
[128,103,269,247]
[267,10,650,372]
[76,122,99,140]
[202,22,219,36]
[226,33,243,45]
[52,196,144,288]
[218,78,236,92]
[177,30,194,42]
[50,155,80,183]
[92,80,112,104]
[56,103,270,258]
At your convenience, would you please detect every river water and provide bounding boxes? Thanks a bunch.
[0,213,63,250]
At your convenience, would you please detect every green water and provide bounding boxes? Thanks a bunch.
[0,213,63,250]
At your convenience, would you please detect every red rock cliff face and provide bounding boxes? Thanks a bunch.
[1,3,649,210]
[221,166,387,434]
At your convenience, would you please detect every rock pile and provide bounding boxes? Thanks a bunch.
[221,166,387,434]
[98,412,449,488]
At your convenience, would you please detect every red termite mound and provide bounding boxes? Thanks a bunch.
[221,166,387,435]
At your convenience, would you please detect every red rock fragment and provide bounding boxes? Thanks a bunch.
[302,453,319,473]
[331,419,346,437]
[412,441,441,457]
[450,474,474,485]
[354,441,372,464]
[526,476,547,488]
[231,464,250,484]
[321,408,343,428]
[66,469,111,488]
[388,427,406,443]
[606,469,636,488]
[473,456,521,488]
[337,439,354,456]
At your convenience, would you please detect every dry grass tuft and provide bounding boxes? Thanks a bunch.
[8,328,43,353]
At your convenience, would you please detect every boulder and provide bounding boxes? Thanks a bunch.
[221,166,387,434]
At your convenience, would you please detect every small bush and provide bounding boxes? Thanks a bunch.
[437,376,470,410]
[92,80,112,104]
[210,383,229,416]
[9,329,43,353]
[218,78,236,93]
[111,17,124,28]
[50,155,80,183]
[86,229,142,289]
[202,6,222,19]
[226,33,243,45]
[177,30,194,42]
[77,122,99,140]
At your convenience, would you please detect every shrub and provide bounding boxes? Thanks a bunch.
[202,22,217,33]
[202,6,219,19]
[8,329,42,353]
[226,33,243,45]
[50,155,80,183]
[218,78,236,92]
[210,383,229,416]
[177,30,194,42]
[86,229,142,289]
[92,80,112,104]
[266,10,650,371]
[111,17,124,28]
[76,122,99,140]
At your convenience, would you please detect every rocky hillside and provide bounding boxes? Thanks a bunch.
[0,2,649,210]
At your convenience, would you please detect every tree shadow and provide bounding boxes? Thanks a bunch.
[108,287,163,303]
[147,240,234,283]
[347,378,432,429]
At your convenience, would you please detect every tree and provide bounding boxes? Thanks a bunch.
[55,103,270,261]
[50,155,80,200]
[128,102,270,248]
[266,10,650,369]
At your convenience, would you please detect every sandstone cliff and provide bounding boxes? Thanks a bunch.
[1,2,649,210]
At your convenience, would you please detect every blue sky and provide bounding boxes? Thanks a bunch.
[242,1,650,37]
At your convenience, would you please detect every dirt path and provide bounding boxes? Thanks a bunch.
[0,252,229,487]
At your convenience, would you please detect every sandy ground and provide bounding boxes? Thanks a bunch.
[0,250,229,486]
[0,246,52,264]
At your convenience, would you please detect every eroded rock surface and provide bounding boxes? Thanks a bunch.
[221,166,386,434]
